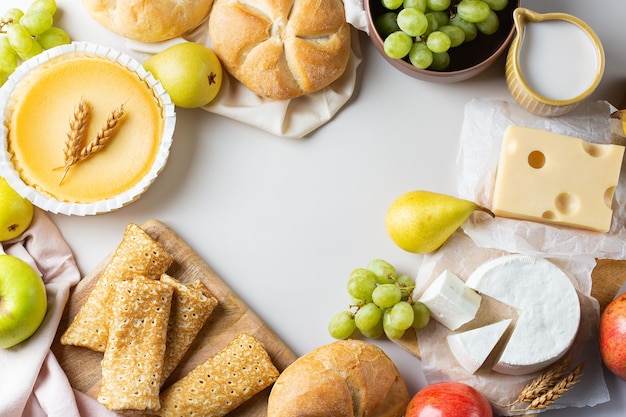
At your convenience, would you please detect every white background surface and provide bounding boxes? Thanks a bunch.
[3,0,626,415]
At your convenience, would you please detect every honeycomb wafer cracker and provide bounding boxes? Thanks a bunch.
[159,275,218,385]
[97,275,173,412]
[61,223,174,351]
[158,332,280,417]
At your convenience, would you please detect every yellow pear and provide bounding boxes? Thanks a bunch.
[143,42,223,108]
[0,177,34,241]
[385,190,493,254]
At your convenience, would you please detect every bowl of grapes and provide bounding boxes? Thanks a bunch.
[366,0,520,82]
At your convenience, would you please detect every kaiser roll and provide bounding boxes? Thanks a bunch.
[267,340,409,417]
[208,0,351,100]
[81,0,214,42]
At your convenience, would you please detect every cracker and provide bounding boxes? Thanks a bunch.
[61,223,174,351]
[159,275,218,385]
[158,333,280,417]
[97,276,173,412]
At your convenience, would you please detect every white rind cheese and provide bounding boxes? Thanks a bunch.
[418,270,481,331]
[447,319,512,374]
[465,255,581,375]
[492,125,625,232]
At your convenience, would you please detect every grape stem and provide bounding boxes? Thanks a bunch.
[0,19,10,33]
[349,300,367,309]
[449,1,462,18]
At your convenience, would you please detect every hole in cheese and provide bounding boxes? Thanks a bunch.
[604,186,616,208]
[527,150,545,169]
[581,141,610,157]
[554,192,580,215]
[541,210,556,220]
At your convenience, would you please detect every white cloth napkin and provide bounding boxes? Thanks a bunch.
[345,0,370,33]
[201,28,363,139]
[0,210,120,417]
[125,1,369,139]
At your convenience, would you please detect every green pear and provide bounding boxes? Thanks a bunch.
[143,42,223,108]
[0,177,33,242]
[385,190,493,254]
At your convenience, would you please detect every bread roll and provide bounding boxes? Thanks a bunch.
[81,0,214,42]
[208,0,351,100]
[267,340,408,417]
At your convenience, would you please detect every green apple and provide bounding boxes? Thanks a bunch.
[0,177,34,242]
[0,254,47,349]
[143,42,223,108]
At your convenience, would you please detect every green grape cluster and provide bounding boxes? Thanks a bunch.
[375,0,509,71]
[0,0,71,86]
[328,259,431,340]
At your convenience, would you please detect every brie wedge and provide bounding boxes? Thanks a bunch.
[418,270,481,331]
[447,319,512,374]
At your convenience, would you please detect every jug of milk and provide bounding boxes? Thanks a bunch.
[505,7,604,117]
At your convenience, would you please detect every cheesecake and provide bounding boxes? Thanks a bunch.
[1,43,175,214]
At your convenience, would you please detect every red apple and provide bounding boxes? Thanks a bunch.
[406,381,493,417]
[598,292,626,380]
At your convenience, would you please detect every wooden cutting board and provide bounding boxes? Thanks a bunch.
[392,258,626,359]
[51,219,298,416]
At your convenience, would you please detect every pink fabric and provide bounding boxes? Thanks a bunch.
[0,210,121,417]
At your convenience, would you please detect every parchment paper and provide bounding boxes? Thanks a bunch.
[413,98,623,414]
[457,99,626,260]
[414,232,608,415]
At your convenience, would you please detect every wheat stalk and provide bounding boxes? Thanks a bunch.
[523,363,584,411]
[59,98,90,184]
[492,356,571,409]
[517,356,571,404]
[76,103,125,163]
[58,102,126,184]
[496,362,584,414]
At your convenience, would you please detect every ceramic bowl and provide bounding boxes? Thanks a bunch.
[365,0,520,83]
[504,8,605,117]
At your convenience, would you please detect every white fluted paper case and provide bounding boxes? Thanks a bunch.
[0,42,176,216]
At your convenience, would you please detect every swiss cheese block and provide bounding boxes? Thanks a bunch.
[492,125,624,232]
[418,270,482,331]
[465,255,580,375]
[447,319,511,374]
